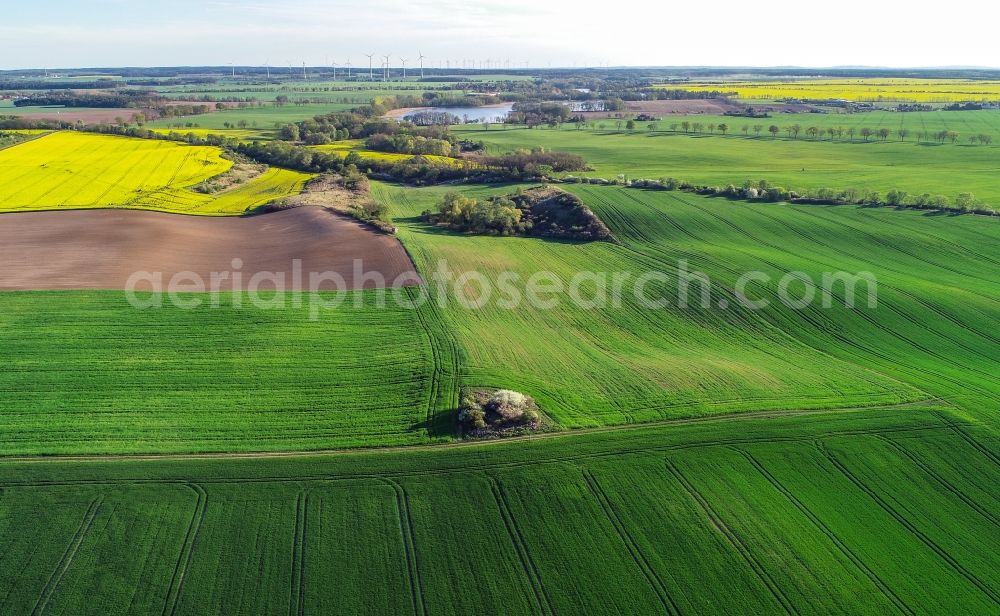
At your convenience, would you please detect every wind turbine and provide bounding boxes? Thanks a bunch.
[418,52,426,79]
[400,57,408,79]
[382,54,391,82]
[264,60,270,79]
[366,53,374,81]
[346,58,351,79]
[331,61,338,80]
[302,61,307,80]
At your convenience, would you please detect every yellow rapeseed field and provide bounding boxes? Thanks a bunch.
[310,140,462,166]
[663,78,1000,102]
[0,131,311,215]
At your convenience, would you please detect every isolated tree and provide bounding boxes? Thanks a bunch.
[847,127,856,141]
[860,127,873,141]
[790,124,802,139]
[647,123,658,132]
[707,123,716,134]
[948,131,960,144]
[670,122,679,131]
[753,124,763,136]
[681,121,691,133]
[827,127,837,140]
[806,126,819,139]
[898,128,909,141]
[718,123,729,135]
[878,128,891,141]
[741,125,750,135]
[616,120,623,131]
[626,119,636,131]
[692,122,703,133]
[768,125,779,137]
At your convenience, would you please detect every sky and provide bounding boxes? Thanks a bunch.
[2,0,997,70]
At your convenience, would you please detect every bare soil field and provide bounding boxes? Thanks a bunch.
[0,207,419,290]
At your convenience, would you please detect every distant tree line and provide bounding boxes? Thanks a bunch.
[569,176,997,216]
[13,91,166,108]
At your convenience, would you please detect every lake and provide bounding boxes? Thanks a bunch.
[400,103,514,124]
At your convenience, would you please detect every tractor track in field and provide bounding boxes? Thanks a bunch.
[735,447,915,615]
[875,434,1000,529]
[31,497,104,616]
[161,482,207,616]
[485,475,556,616]
[581,468,682,615]
[665,460,800,616]
[381,479,427,616]
[288,489,309,616]
[938,415,1000,468]
[818,440,1000,606]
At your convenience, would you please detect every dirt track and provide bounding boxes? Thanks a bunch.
[0,207,420,291]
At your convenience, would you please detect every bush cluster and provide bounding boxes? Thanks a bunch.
[458,389,540,434]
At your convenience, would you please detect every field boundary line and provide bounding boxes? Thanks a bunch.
[0,426,950,490]
[581,468,681,615]
[485,475,555,616]
[30,497,103,616]
[735,448,914,615]
[664,460,799,616]
[161,482,207,616]
[819,440,1000,606]
[0,400,944,463]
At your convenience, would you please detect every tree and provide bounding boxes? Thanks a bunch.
[955,192,980,211]
[625,119,636,131]
[877,128,891,141]
[274,95,289,107]
[707,123,716,134]
[741,125,750,135]
[646,123,658,132]
[827,127,837,140]
[847,127,856,141]
[790,124,802,139]
[885,189,907,206]
[860,127,873,141]
[681,121,691,133]
[753,124,763,136]
[768,125,779,137]
[948,131,960,144]
[692,122,703,133]
[898,128,909,141]
[806,126,819,139]
[718,123,729,135]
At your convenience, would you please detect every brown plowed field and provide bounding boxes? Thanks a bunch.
[0,207,420,291]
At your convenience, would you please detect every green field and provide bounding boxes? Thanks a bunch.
[455,118,1000,205]
[0,407,997,614]
[0,290,444,454]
